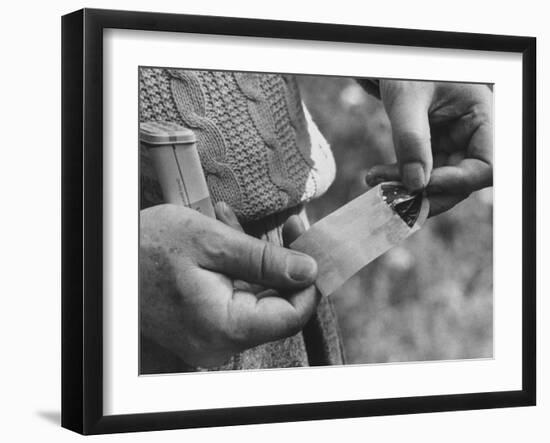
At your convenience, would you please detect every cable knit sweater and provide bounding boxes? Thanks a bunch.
[139,67,336,220]
[139,67,344,373]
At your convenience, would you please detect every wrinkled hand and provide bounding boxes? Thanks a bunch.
[366,80,493,216]
[140,202,319,368]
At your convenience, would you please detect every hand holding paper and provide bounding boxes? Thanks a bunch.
[291,182,429,297]
[140,203,319,368]
[366,80,493,216]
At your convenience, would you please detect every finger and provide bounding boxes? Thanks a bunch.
[381,83,433,191]
[214,201,244,232]
[234,214,313,297]
[427,193,468,217]
[196,217,318,289]
[365,163,400,187]
[228,285,320,347]
[427,158,492,196]
[428,115,492,194]
[467,114,493,167]
[215,202,265,292]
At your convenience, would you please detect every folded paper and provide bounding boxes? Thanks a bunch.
[290,182,429,297]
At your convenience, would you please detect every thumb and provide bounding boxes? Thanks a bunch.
[197,217,318,289]
[381,80,434,192]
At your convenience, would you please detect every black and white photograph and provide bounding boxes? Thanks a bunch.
[1,0,546,440]
[58,7,536,435]
[138,67,494,375]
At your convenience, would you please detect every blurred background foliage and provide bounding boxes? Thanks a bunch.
[297,75,493,364]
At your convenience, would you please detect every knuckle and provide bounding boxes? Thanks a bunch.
[470,103,492,123]
[396,130,430,147]
[466,104,492,136]
[247,241,272,282]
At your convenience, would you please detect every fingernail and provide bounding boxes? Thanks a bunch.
[402,162,426,191]
[287,252,317,283]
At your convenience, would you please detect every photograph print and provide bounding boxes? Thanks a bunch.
[138,66,493,375]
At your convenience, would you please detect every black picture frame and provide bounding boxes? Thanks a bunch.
[61,8,536,435]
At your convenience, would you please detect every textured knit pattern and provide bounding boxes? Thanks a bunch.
[139,67,335,221]
[168,69,244,210]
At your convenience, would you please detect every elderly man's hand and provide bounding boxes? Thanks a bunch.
[140,203,319,368]
[366,80,493,216]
